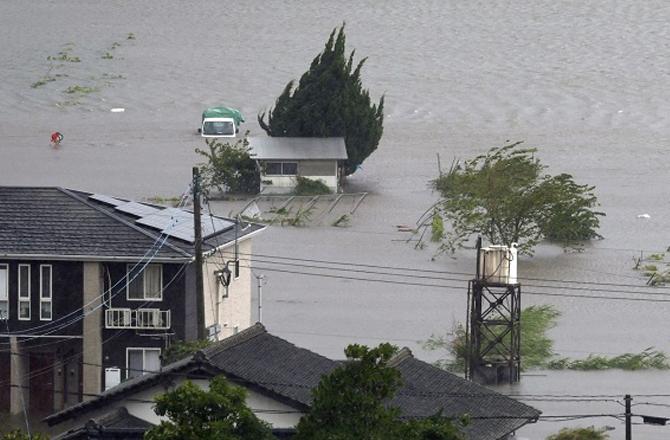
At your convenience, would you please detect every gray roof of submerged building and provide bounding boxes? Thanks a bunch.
[0,187,264,262]
[248,137,347,160]
[46,323,539,440]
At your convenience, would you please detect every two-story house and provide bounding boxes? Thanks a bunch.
[0,186,265,417]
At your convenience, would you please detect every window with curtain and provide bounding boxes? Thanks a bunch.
[40,265,52,321]
[127,264,162,300]
[18,264,30,320]
[127,348,161,379]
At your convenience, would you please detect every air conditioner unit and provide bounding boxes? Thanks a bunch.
[105,367,121,390]
[478,243,518,284]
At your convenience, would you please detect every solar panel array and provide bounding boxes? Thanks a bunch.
[116,201,161,217]
[90,194,124,206]
[89,195,235,243]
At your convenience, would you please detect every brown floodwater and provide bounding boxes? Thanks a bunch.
[2,1,670,438]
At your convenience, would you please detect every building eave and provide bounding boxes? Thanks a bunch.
[0,253,192,263]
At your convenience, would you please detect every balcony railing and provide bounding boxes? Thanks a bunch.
[105,308,171,330]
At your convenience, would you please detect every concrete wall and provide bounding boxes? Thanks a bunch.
[203,239,253,340]
[82,262,102,399]
[9,336,28,414]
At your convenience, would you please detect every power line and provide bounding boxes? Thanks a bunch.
[235,250,670,293]
[0,184,194,336]
[238,263,670,304]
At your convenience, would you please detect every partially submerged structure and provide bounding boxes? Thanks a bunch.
[46,323,540,440]
[248,137,347,194]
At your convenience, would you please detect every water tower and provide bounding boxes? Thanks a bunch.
[465,238,521,385]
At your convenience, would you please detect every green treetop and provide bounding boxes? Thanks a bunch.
[259,24,384,176]
[294,343,465,440]
[144,376,273,440]
[426,142,604,255]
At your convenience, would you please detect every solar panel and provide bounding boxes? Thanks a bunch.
[202,216,235,237]
[136,213,174,231]
[116,202,160,217]
[167,224,195,242]
[89,194,123,206]
[135,207,235,243]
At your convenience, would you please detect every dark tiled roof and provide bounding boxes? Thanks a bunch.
[0,187,264,261]
[46,324,539,440]
[203,323,338,407]
[389,348,540,440]
[53,407,153,439]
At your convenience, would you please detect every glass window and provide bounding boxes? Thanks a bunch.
[40,302,52,321]
[40,265,52,321]
[127,348,161,380]
[282,162,298,175]
[18,265,30,320]
[0,265,7,320]
[127,265,144,300]
[203,121,234,136]
[127,349,143,379]
[265,162,282,175]
[144,265,162,299]
[127,264,162,300]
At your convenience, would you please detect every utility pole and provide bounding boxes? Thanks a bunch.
[255,273,266,323]
[625,394,632,440]
[193,167,206,340]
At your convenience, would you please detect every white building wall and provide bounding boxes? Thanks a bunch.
[57,376,303,434]
[203,239,253,340]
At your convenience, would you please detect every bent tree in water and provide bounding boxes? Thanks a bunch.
[423,142,604,255]
[258,24,384,176]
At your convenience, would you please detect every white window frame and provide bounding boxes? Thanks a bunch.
[125,347,161,379]
[18,264,30,320]
[265,161,298,176]
[0,264,8,320]
[126,264,163,301]
[39,264,52,321]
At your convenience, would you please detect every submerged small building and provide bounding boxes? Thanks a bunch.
[248,137,348,194]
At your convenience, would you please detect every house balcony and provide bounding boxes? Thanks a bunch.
[105,308,171,330]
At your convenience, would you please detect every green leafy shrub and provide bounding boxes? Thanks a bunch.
[546,426,610,440]
[196,135,260,195]
[295,176,331,195]
[423,305,560,372]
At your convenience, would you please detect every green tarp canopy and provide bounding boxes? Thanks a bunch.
[201,106,245,125]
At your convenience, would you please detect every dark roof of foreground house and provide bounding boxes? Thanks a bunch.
[53,407,152,440]
[46,324,539,440]
[248,137,348,160]
[0,186,264,262]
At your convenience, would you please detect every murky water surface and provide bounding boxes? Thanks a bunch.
[2,1,670,437]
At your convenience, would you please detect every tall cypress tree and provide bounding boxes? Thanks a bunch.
[259,25,384,176]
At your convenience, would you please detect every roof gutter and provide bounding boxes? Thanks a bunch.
[0,253,191,263]
[203,225,268,258]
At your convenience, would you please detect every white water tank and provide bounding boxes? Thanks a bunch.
[479,243,518,284]
[105,367,121,390]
